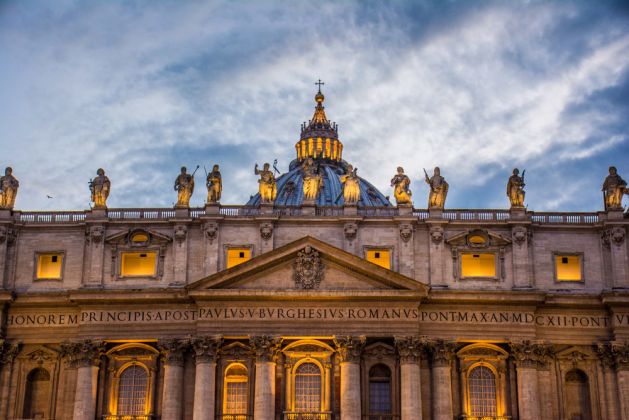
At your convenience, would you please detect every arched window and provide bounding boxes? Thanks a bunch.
[369,364,392,414]
[23,368,51,419]
[294,362,322,412]
[468,365,497,417]
[565,369,592,420]
[117,365,149,415]
[223,364,249,416]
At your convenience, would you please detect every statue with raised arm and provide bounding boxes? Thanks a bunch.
[424,167,448,209]
[0,167,19,210]
[206,164,222,203]
[89,168,110,209]
[302,158,322,201]
[507,168,526,208]
[602,166,627,210]
[174,166,195,208]
[255,162,277,204]
[340,164,360,204]
[391,166,412,206]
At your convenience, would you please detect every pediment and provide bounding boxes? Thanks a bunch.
[446,229,511,248]
[188,236,428,298]
[105,228,172,246]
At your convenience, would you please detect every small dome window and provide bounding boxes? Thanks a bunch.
[129,230,150,246]
[468,235,486,245]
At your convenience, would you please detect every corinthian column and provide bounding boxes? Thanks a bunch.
[250,336,281,420]
[428,340,456,420]
[612,342,629,420]
[64,340,104,420]
[192,336,222,420]
[334,336,365,420]
[0,340,20,420]
[510,341,543,420]
[395,336,424,420]
[597,343,621,420]
[159,339,188,420]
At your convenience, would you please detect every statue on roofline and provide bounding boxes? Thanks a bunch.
[89,168,110,209]
[174,166,196,208]
[391,166,412,206]
[602,166,627,210]
[302,158,322,202]
[206,164,222,204]
[507,168,526,208]
[0,167,19,210]
[340,164,360,205]
[255,162,277,204]
[424,167,448,209]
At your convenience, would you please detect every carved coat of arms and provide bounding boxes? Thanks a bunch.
[293,246,324,289]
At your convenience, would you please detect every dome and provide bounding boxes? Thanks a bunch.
[246,83,392,208]
[246,159,392,207]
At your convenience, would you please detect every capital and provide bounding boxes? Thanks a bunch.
[334,335,366,363]
[595,343,615,369]
[395,336,426,364]
[191,336,223,364]
[612,342,629,371]
[250,335,281,362]
[61,339,105,368]
[158,338,189,367]
[427,339,456,366]
[510,340,554,369]
[0,339,20,366]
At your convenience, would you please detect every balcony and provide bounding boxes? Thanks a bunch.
[102,416,153,420]
[216,415,252,420]
[284,412,335,420]
[362,415,400,420]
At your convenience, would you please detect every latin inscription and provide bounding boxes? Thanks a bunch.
[6,309,629,328]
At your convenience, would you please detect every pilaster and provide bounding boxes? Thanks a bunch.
[251,336,280,419]
[85,224,106,287]
[510,223,533,289]
[510,341,547,420]
[62,340,104,420]
[172,223,188,286]
[159,339,188,420]
[612,342,629,420]
[0,340,19,420]
[202,220,220,276]
[427,339,456,420]
[427,221,447,287]
[395,336,424,420]
[397,221,415,278]
[603,226,629,289]
[192,336,222,420]
[596,343,621,420]
[334,336,365,420]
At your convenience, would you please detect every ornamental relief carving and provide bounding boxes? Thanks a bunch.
[204,222,219,243]
[260,223,273,241]
[344,222,358,241]
[399,224,413,243]
[293,246,325,289]
[334,335,366,363]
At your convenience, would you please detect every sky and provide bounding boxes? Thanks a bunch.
[1,0,628,212]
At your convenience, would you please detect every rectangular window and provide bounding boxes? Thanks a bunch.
[36,253,64,279]
[366,249,391,269]
[555,255,582,281]
[461,253,496,278]
[120,252,157,277]
[227,248,251,268]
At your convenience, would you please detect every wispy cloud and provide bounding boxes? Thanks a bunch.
[0,0,627,211]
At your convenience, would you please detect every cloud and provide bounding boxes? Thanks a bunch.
[0,0,628,211]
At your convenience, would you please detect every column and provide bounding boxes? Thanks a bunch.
[251,336,281,420]
[334,336,365,420]
[0,341,19,420]
[510,341,541,420]
[66,340,104,420]
[511,225,532,288]
[597,343,621,420]
[192,336,222,420]
[428,340,455,420]
[612,342,629,420]
[159,339,188,420]
[395,336,423,420]
[535,348,556,419]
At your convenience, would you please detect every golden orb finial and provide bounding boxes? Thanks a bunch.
[315,91,324,104]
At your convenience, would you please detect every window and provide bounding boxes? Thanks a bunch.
[120,252,157,277]
[461,253,496,278]
[130,231,150,245]
[369,364,392,414]
[35,253,64,279]
[224,364,248,416]
[117,365,149,416]
[555,255,582,281]
[226,248,251,269]
[294,362,322,412]
[23,368,51,419]
[565,369,592,420]
[468,366,497,417]
[366,249,391,269]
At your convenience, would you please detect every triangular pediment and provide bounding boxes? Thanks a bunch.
[188,236,428,299]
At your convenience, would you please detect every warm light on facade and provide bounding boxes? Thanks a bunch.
[36,253,64,279]
[461,253,496,278]
[226,248,251,268]
[120,252,157,277]
[555,255,582,281]
[366,249,391,269]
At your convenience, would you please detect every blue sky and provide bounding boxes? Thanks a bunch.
[1,0,628,211]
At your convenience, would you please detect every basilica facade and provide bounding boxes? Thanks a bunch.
[0,89,628,420]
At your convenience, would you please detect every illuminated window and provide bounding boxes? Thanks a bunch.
[120,252,157,277]
[226,248,251,269]
[461,253,496,278]
[130,231,149,245]
[224,364,248,416]
[366,249,391,269]
[117,365,148,416]
[36,253,64,279]
[468,234,486,245]
[369,364,392,415]
[294,362,321,412]
[555,255,582,281]
[468,365,497,417]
